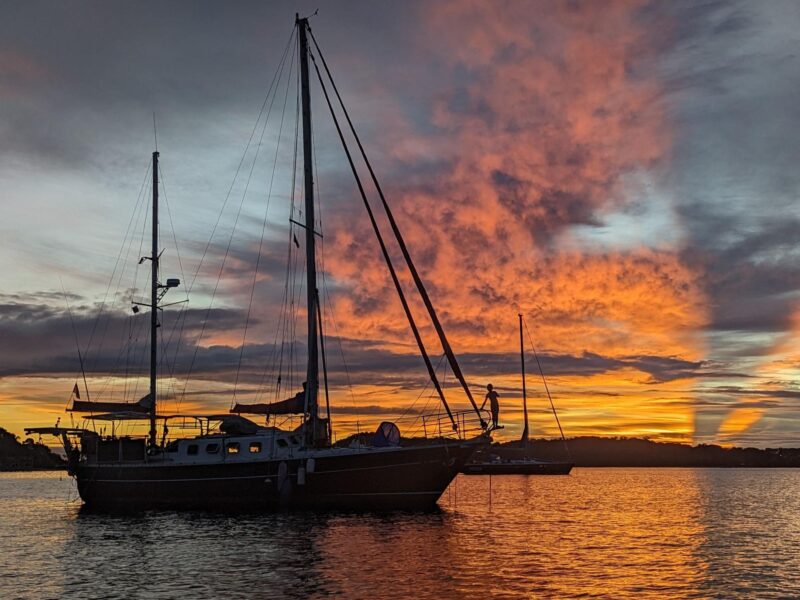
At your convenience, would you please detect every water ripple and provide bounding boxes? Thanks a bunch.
[1,469,798,598]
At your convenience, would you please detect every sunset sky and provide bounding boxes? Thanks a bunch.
[2,0,799,447]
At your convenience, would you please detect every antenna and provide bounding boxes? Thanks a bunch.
[152,113,158,152]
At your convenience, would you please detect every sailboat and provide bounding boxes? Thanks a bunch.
[461,314,574,475]
[26,15,489,510]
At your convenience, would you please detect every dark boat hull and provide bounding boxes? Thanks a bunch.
[75,440,481,511]
[461,460,574,475]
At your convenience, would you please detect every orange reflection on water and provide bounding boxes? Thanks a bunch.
[5,470,800,598]
[314,470,710,598]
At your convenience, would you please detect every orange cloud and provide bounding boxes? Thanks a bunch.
[303,1,707,443]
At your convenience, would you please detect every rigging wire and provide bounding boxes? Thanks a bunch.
[311,84,360,438]
[310,85,338,439]
[75,160,157,409]
[251,62,300,409]
[183,28,297,295]
[308,26,482,426]
[405,354,448,438]
[306,40,457,431]
[232,34,297,405]
[125,171,155,405]
[157,164,191,409]
[523,316,571,458]
[254,39,304,411]
[177,28,296,411]
[78,160,152,395]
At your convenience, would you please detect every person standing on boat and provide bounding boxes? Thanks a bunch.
[481,384,501,429]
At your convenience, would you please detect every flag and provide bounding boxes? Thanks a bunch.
[293,234,300,248]
[72,383,80,399]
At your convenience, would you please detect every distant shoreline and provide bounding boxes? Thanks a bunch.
[0,427,67,471]
[503,436,800,468]
[4,428,798,471]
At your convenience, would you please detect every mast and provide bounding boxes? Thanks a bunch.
[149,150,159,448]
[519,314,529,445]
[297,15,319,445]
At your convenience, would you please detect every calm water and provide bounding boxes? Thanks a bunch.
[1,469,799,599]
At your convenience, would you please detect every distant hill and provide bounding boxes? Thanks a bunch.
[0,427,66,471]
[505,436,800,468]
[3,427,796,469]
[336,431,800,467]
[336,433,800,467]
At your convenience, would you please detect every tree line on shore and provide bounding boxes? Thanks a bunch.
[0,427,66,471]
[512,436,800,467]
[3,425,799,470]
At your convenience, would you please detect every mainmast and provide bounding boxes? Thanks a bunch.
[297,15,320,446]
[149,151,159,448]
[519,314,529,445]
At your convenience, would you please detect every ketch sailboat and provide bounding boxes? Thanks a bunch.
[27,16,489,510]
[461,314,573,475]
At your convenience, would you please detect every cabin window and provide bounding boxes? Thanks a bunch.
[276,439,288,448]
[226,442,240,454]
[289,436,299,446]
[249,442,262,454]
[187,444,199,456]
[206,443,220,454]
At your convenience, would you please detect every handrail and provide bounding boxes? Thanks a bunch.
[47,409,492,446]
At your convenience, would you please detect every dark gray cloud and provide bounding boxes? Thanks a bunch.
[663,0,800,336]
[652,1,800,442]
[0,296,711,391]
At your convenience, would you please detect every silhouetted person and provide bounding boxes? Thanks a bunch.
[481,384,501,429]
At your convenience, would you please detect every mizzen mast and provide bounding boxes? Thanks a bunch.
[149,150,159,448]
[143,149,180,448]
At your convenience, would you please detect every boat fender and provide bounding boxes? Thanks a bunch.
[306,458,315,473]
[277,461,288,489]
[297,466,306,486]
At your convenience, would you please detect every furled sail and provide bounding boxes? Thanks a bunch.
[231,389,305,415]
[70,394,152,414]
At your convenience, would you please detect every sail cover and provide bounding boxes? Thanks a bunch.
[69,394,153,414]
[70,401,149,414]
[231,391,305,415]
[70,394,152,414]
